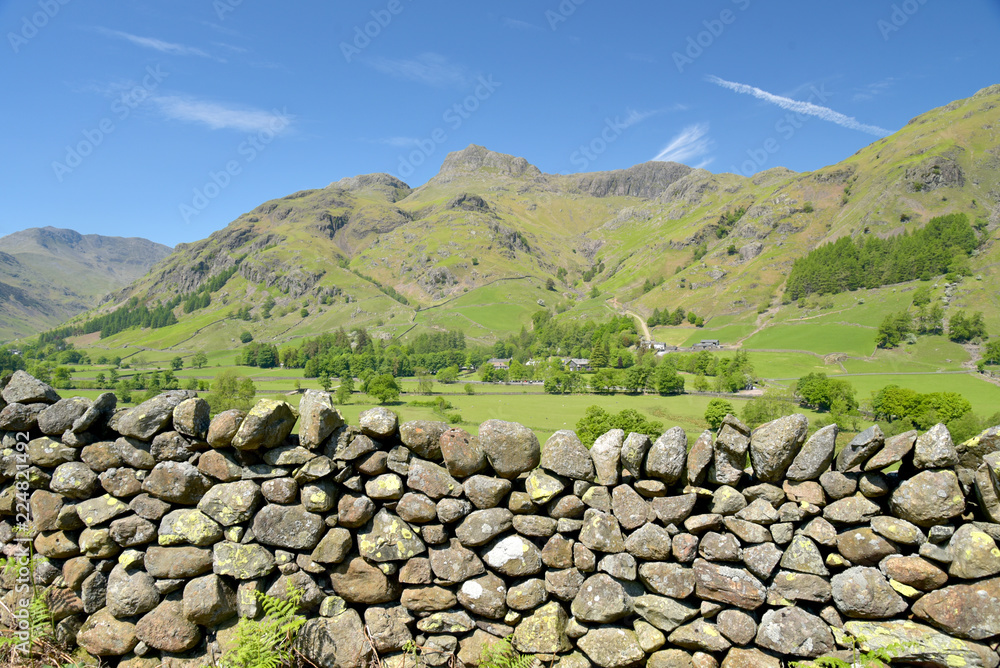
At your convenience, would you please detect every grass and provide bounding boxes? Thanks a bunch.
[743,323,876,357]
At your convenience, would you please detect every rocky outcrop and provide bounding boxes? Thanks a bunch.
[1,371,999,668]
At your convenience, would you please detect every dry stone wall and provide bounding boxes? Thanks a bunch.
[2,369,1000,668]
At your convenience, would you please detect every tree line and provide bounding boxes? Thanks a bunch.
[786,213,980,300]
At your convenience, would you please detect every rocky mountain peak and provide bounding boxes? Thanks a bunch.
[572,161,694,199]
[330,173,412,202]
[435,144,542,182]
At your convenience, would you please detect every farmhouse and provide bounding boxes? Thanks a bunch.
[692,339,721,350]
[568,358,591,372]
[486,358,511,370]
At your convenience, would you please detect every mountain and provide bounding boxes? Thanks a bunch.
[51,84,1000,355]
[0,227,172,341]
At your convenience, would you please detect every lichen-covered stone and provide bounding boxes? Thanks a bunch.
[329,556,400,604]
[252,503,324,550]
[836,424,884,471]
[231,399,296,450]
[478,419,541,479]
[145,546,213,578]
[484,535,543,577]
[755,607,833,658]
[590,429,624,486]
[913,423,960,469]
[407,457,463,500]
[2,370,60,404]
[213,541,276,579]
[158,508,223,546]
[135,599,200,653]
[832,566,907,619]
[452,574,505,622]
[296,609,368,668]
[207,409,245,448]
[141,461,213,504]
[510,601,571,655]
[912,576,1000,639]
[541,430,596,481]
[399,420,448,460]
[455,508,514,547]
[633,594,699,634]
[116,391,194,440]
[51,461,98,499]
[889,469,965,527]
[197,480,262,526]
[76,608,138,656]
[106,564,160,618]
[359,509,427,562]
[578,627,646,668]
[693,559,766,610]
[298,390,343,448]
[749,413,808,482]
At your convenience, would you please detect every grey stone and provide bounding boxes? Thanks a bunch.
[590,429,624,486]
[298,390,343,448]
[755,607,834,658]
[252,504,324,550]
[786,424,838,481]
[890,469,965,527]
[914,423,960,469]
[832,566,907,619]
[836,424,884,471]
[646,427,687,484]
[749,413,808,482]
[542,430,596,481]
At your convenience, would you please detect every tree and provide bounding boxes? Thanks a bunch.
[575,406,663,447]
[435,366,459,384]
[546,277,556,291]
[741,388,793,429]
[693,375,709,392]
[796,373,857,412]
[464,383,475,396]
[655,365,685,395]
[319,372,332,392]
[705,399,735,430]
[335,376,354,404]
[169,356,184,372]
[416,369,434,395]
[367,374,401,404]
[192,352,208,369]
[300,308,309,318]
[984,339,1000,366]
[207,370,257,412]
[240,331,253,344]
[95,372,107,388]
[875,311,913,348]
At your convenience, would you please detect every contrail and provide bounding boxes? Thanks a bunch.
[707,75,891,137]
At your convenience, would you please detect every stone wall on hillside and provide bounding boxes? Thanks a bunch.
[1,369,1000,668]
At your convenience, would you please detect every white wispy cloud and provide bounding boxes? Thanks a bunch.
[502,17,543,31]
[652,123,713,164]
[365,53,469,87]
[707,75,891,137]
[98,28,210,58]
[152,95,292,133]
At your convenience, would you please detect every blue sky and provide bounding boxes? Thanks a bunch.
[2,1,999,247]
